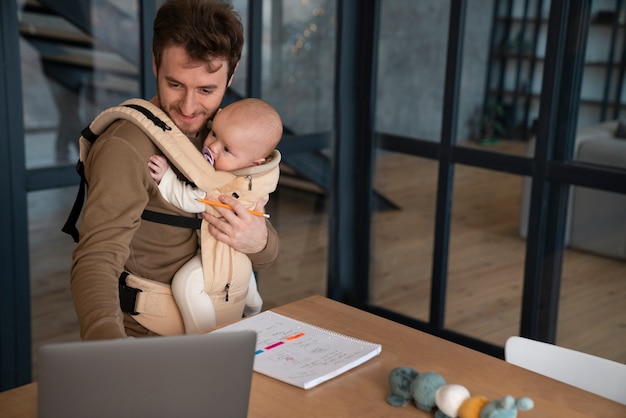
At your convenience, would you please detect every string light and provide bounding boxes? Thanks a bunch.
[290,3,324,56]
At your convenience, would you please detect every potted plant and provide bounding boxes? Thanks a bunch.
[479,100,506,145]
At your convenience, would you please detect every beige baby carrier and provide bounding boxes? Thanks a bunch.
[63,98,280,335]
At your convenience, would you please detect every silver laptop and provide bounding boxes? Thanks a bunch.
[37,331,256,418]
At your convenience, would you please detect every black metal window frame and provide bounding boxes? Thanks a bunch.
[4,0,626,391]
[361,0,626,359]
[1,0,31,391]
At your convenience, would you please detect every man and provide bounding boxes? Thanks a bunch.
[70,0,279,340]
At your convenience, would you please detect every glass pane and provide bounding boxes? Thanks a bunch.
[446,166,525,347]
[575,0,626,169]
[220,1,337,132]
[229,0,248,95]
[240,0,337,308]
[370,0,449,320]
[459,0,548,153]
[20,0,141,374]
[20,0,140,168]
[556,1,626,362]
[260,186,329,309]
[29,187,81,377]
[370,153,436,322]
[559,190,626,362]
[375,0,449,141]
[259,0,336,133]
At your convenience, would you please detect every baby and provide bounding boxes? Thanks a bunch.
[149,98,282,333]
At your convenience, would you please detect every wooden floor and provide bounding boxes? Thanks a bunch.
[28,140,626,380]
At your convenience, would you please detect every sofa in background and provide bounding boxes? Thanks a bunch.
[519,120,626,260]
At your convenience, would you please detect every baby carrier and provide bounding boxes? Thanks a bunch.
[63,98,280,335]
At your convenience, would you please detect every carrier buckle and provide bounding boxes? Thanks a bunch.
[118,272,141,315]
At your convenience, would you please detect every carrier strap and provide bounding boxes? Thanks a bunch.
[61,103,200,243]
[141,210,202,229]
[60,161,87,243]
[124,103,173,132]
[61,124,96,242]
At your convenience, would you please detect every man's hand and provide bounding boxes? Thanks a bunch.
[202,195,268,254]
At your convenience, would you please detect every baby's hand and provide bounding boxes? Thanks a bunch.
[148,155,169,183]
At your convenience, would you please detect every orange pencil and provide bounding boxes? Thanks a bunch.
[196,198,270,218]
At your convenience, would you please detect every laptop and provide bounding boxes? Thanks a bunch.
[37,331,256,418]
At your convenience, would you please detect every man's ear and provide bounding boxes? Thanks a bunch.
[227,62,240,87]
[152,54,158,78]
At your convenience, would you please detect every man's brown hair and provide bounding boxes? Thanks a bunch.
[152,0,244,78]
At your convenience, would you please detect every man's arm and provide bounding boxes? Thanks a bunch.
[68,119,204,340]
[249,218,279,270]
[71,136,150,340]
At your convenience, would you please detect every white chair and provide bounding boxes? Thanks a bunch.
[504,336,626,405]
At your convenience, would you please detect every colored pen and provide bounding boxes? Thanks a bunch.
[197,198,270,218]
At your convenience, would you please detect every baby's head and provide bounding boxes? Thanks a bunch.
[202,98,283,172]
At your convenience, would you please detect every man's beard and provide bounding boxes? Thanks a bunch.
[156,90,208,139]
[167,109,204,139]
[174,118,201,139]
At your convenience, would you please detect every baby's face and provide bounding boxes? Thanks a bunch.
[202,111,267,172]
[202,132,251,171]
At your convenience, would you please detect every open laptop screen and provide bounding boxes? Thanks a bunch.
[37,331,256,418]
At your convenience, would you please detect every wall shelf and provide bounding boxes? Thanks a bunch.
[484,0,626,139]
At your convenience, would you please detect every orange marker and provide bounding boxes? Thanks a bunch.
[197,198,270,218]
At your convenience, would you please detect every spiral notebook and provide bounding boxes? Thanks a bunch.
[212,310,382,389]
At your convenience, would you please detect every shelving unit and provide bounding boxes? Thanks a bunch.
[484,0,626,140]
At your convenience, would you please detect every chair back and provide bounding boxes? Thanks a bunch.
[505,336,626,405]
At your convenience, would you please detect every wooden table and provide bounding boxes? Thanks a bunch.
[1,296,624,417]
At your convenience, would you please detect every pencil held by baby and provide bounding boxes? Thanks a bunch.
[197,198,270,218]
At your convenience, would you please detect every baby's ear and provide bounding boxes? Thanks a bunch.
[251,157,266,166]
